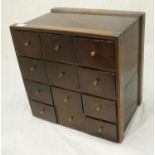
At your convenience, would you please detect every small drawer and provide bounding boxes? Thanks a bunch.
[41,33,75,63]
[74,38,115,71]
[30,100,57,123]
[24,80,53,105]
[52,87,83,113]
[85,117,117,142]
[11,31,43,58]
[56,108,85,131]
[19,57,48,83]
[46,62,79,90]
[78,67,116,99]
[82,95,116,123]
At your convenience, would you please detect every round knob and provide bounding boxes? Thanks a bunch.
[63,96,69,103]
[39,109,46,115]
[90,51,96,57]
[34,89,41,96]
[59,72,65,78]
[97,126,103,133]
[29,66,36,72]
[93,79,99,86]
[24,41,31,47]
[96,105,102,112]
[54,44,61,52]
[68,116,74,122]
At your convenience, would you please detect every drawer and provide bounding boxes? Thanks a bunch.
[56,108,85,131]
[11,31,43,58]
[82,95,116,123]
[41,33,75,63]
[19,57,48,83]
[74,38,115,70]
[30,100,57,123]
[52,87,83,113]
[24,80,53,105]
[85,117,117,142]
[46,62,79,90]
[78,67,116,99]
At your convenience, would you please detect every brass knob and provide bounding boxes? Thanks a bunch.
[59,72,65,78]
[29,66,36,72]
[90,51,96,57]
[93,79,99,86]
[24,41,31,47]
[54,44,61,52]
[96,105,102,112]
[68,116,74,122]
[97,126,103,133]
[63,96,69,103]
[39,109,46,115]
[34,89,41,96]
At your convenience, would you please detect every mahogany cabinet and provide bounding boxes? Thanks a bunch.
[10,7,145,142]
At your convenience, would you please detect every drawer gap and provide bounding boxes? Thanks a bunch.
[85,115,117,125]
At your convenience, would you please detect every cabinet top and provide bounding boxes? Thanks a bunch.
[11,7,144,38]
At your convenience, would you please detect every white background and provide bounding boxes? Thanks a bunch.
[2,0,154,155]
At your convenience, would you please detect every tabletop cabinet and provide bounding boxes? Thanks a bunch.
[10,7,145,142]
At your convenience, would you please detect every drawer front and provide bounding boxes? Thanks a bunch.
[82,95,116,123]
[19,57,48,83]
[11,31,43,58]
[41,33,75,63]
[30,100,57,123]
[56,109,85,131]
[24,80,53,105]
[74,38,115,70]
[46,62,79,90]
[78,67,116,99]
[52,87,83,113]
[85,117,117,142]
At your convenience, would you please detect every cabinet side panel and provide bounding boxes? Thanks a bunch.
[138,14,145,104]
[124,73,138,129]
[117,19,140,142]
[119,20,139,87]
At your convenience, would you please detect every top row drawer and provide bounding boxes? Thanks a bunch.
[12,31,115,70]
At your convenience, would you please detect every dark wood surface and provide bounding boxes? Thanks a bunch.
[19,57,48,83]
[12,31,43,58]
[74,37,115,71]
[124,73,138,129]
[82,95,116,123]
[24,80,53,105]
[41,33,76,63]
[24,10,138,37]
[56,108,85,131]
[46,61,80,90]
[10,8,145,143]
[52,87,83,114]
[78,67,116,99]
[85,117,117,142]
[30,100,57,122]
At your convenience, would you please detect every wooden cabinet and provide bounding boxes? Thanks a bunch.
[10,7,145,142]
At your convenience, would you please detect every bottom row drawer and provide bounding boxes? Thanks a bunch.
[29,100,117,142]
[56,109,85,131]
[30,100,57,123]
